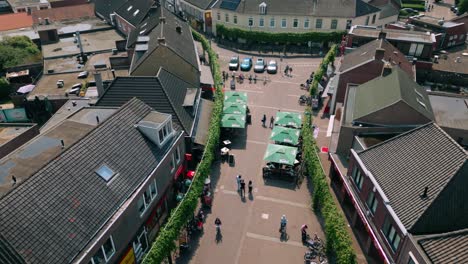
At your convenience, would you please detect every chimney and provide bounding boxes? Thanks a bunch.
[111,69,115,78]
[421,187,428,198]
[375,48,385,60]
[378,31,387,40]
[61,139,65,149]
[96,115,100,124]
[159,16,166,23]
[12,175,16,185]
[94,73,104,98]
[157,37,166,44]
[45,17,50,25]
[382,63,392,77]
[176,24,182,34]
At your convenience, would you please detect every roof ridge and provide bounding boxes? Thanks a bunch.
[418,224,468,241]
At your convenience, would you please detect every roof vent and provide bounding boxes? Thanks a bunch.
[421,186,428,198]
[378,31,387,40]
[12,175,17,185]
[157,37,165,44]
[434,55,439,63]
[455,57,461,63]
[61,139,65,149]
[176,24,182,34]
[159,16,166,23]
[438,20,444,25]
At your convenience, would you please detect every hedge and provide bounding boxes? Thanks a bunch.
[302,45,357,263]
[216,24,345,45]
[142,30,224,264]
[402,3,426,10]
[401,0,425,5]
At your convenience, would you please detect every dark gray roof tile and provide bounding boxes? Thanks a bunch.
[417,229,468,263]
[115,0,154,26]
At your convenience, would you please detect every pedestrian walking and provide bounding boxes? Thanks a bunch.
[248,180,253,194]
[236,175,242,191]
[284,65,289,76]
[215,217,222,233]
[240,179,246,197]
[289,66,293,77]
[261,114,267,127]
[269,116,275,128]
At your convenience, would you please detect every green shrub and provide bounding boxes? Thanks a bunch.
[216,24,345,45]
[0,36,41,71]
[142,30,223,264]
[401,0,425,5]
[402,3,426,10]
[0,77,12,100]
[302,46,356,263]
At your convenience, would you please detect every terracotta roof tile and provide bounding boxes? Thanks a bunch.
[31,3,95,24]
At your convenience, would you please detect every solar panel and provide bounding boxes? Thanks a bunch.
[220,0,241,11]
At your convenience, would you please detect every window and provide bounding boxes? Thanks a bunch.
[259,2,267,14]
[158,129,164,143]
[408,256,417,264]
[175,146,181,163]
[96,165,115,182]
[352,167,363,190]
[270,18,275,27]
[366,191,378,214]
[90,237,115,264]
[225,13,229,22]
[217,12,220,20]
[127,5,133,11]
[138,180,158,216]
[382,217,401,251]
[372,14,376,24]
[133,227,149,261]
[416,97,427,109]
[259,18,264,27]
[304,18,310,28]
[281,18,287,28]
[315,19,322,29]
[170,154,175,172]
[17,8,26,12]
[365,16,370,25]
[346,19,352,29]
[248,17,254,26]
[133,10,140,16]
[233,15,237,24]
[409,43,424,57]
[293,18,299,28]
[331,19,338,29]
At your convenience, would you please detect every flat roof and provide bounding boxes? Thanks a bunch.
[41,29,124,58]
[350,26,434,44]
[0,13,33,31]
[0,125,34,146]
[410,15,463,28]
[40,99,90,132]
[432,47,468,74]
[44,51,128,74]
[428,93,468,131]
[0,107,116,197]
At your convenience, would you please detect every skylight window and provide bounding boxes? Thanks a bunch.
[96,165,115,182]
[127,5,133,11]
[414,88,423,98]
[133,10,140,16]
[416,97,427,109]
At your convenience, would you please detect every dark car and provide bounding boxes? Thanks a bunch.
[240,58,253,71]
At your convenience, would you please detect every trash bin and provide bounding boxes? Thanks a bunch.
[246,114,252,124]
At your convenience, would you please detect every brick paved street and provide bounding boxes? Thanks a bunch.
[178,44,368,264]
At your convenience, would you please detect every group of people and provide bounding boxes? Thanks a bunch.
[284,65,293,77]
[261,114,275,128]
[236,175,253,198]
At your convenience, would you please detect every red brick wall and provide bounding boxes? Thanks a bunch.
[50,0,88,8]
[336,60,384,105]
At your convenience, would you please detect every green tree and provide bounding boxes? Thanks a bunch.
[458,0,468,13]
[0,36,40,71]
[0,77,12,100]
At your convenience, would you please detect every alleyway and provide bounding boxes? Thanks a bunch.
[179,44,368,264]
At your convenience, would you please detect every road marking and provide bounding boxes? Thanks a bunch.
[246,232,304,247]
[249,104,302,113]
[235,89,264,94]
[246,140,267,145]
[262,213,269,219]
[255,196,310,208]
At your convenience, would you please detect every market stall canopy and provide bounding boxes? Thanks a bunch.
[223,102,247,115]
[263,144,298,165]
[275,112,302,128]
[270,126,300,145]
[221,114,246,128]
[224,91,247,104]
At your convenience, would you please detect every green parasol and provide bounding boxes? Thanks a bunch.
[224,91,248,104]
[275,111,303,128]
[221,114,246,128]
[223,102,247,115]
[263,144,298,165]
[269,126,300,145]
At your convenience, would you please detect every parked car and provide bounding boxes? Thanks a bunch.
[229,56,239,70]
[77,71,88,79]
[450,5,456,11]
[267,60,277,74]
[240,58,253,71]
[254,58,266,73]
[72,83,82,89]
[56,80,64,88]
[402,8,418,14]
[69,88,80,95]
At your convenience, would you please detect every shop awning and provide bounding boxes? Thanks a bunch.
[224,91,247,104]
[193,99,214,145]
[275,111,302,128]
[200,64,214,86]
[270,126,300,145]
[221,114,246,128]
[223,102,247,115]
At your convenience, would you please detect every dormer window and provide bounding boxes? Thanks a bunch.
[259,2,267,15]
[137,112,174,148]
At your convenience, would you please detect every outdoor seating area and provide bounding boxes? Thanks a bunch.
[263,111,304,183]
[220,92,251,165]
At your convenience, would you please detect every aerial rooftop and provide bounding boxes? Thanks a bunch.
[349,25,435,44]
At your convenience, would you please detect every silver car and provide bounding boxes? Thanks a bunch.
[254,58,266,73]
[267,60,277,74]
